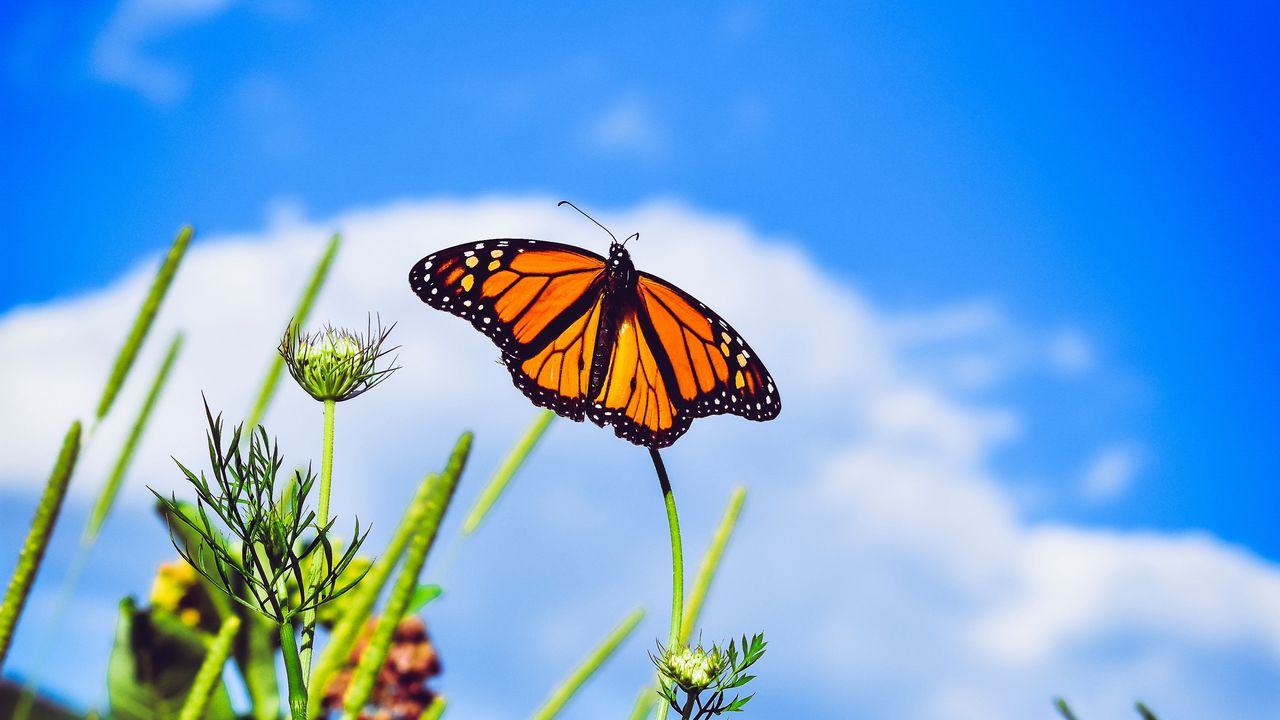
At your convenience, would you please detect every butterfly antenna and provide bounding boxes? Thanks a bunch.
[623,232,639,247]
[558,200,618,244]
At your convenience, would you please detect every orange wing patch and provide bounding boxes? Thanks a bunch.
[409,239,605,359]
[586,311,681,445]
[636,274,779,426]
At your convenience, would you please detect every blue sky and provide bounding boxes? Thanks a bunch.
[3,2,1280,717]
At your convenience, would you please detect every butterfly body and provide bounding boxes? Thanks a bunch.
[409,237,779,448]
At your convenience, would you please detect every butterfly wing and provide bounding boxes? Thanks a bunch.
[409,239,607,419]
[586,271,780,448]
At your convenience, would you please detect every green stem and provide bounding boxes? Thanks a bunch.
[178,614,242,720]
[0,421,82,669]
[630,486,747,720]
[650,448,683,720]
[531,607,645,720]
[280,622,308,720]
[319,399,335,522]
[299,398,336,684]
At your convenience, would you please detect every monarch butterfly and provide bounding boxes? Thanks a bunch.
[408,213,780,448]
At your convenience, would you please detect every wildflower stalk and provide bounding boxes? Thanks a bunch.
[245,233,341,432]
[86,332,184,540]
[177,613,241,720]
[298,397,337,678]
[308,465,440,712]
[339,432,472,720]
[649,448,683,720]
[1054,698,1080,720]
[281,621,308,720]
[630,486,747,720]
[532,607,645,720]
[96,225,191,424]
[0,421,82,669]
[462,409,555,535]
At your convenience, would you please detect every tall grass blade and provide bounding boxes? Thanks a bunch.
[308,457,447,712]
[176,614,241,720]
[86,332,184,540]
[627,486,747,720]
[0,421,82,668]
[96,226,192,423]
[532,607,645,720]
[680,486,745,640]
[339,432,471,720]
[1055,698,1080,720]
[462,409,555,535]
[1136,702,1160,720]
[245,233,341,432]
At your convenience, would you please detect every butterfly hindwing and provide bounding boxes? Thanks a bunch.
[634,272,780,423]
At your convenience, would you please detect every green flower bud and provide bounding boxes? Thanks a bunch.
[280,317,398,402]
[656,643,726,692]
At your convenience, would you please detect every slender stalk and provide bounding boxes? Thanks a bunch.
[245,233,341,432]
[419,695,446,720]
[461,409,555,535]
[280,622,308,720]
[177,613,241,720]
[309,466,441,713]
[681,486,745,641]
[299,398,337,678]
[1055,698,1080,720]
[629,486,747,720]
[532,607,645,720]
[340,433,471,720]
[87,332,184,540]
[96,225,192,423]
[650,448,683,720]
[0,421,82,669]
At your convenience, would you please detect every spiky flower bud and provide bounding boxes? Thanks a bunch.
[280,318,398,402]
[655,643,726,692]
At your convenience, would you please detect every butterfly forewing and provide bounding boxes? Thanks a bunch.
[409,239,606,358]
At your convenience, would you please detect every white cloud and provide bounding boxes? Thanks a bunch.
[90,0,237,105]
[585,97,667,160]
[1078,443,1145,503]
[1,197,1277,718]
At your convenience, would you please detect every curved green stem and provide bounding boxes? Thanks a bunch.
[650,448,683,720]
[299,398,336,683]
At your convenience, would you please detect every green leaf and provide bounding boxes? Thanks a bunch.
[724,693,754,712]
[408,584,444,614]
[107,598,235,720]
